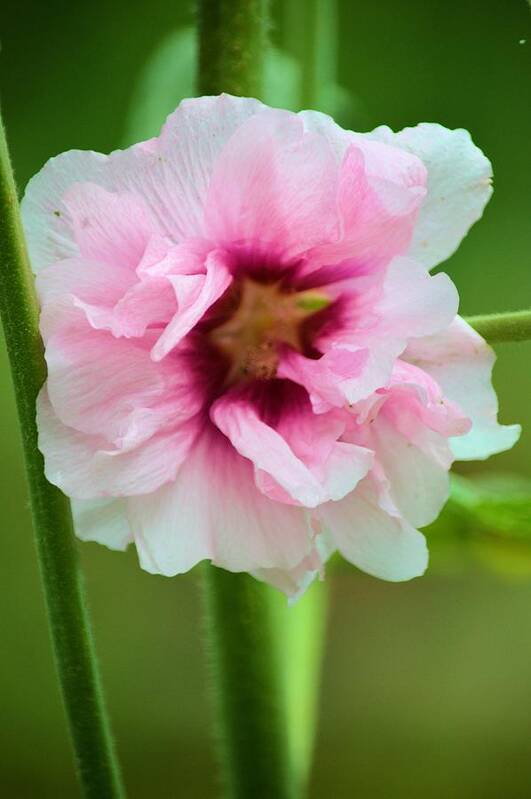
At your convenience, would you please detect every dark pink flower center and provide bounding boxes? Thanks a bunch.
[207,278,330,384]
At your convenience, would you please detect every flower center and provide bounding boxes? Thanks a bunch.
[209,279,330,383]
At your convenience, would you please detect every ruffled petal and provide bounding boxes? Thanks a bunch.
[295,111,427,281]
[151,249,232,360]
[22,149,116,271]
[153,94,265,237]
[22,95,264,272]
[282,257,457,412]
[127,427,315,576]
[372,256,458,338]
[404,317,520,459]
[45,313,198,448]
[36,256,134,310]
[367,123,492,269]
[277,346,370,411]
[204,108,339,260]
[37,388,201,499]
[369,412,451,529]
[211,386,373,508]
[318,477,428,581]
[211,393,328,507]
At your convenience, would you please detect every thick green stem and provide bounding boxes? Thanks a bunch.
[203,569,295,799]
[465,309,531,344]
[271,581,328,794]
[197,4,332,797]
[197,0,269,97]
[0,114,124,798]
[197,3,298,798]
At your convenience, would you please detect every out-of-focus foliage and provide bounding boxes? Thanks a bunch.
[446,474,531,541]
[428,475,531,578]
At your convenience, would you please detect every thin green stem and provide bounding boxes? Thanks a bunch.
[197,0,269,97]
[203,569,295,799]
[465,309,531,344]
[0,112,125,798]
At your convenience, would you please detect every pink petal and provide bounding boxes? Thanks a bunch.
[386,361,471,438]
[295,115,427,281]
[62,183,157,268]
[154,94,266,237]
[36,256,134,311]
[211,393,327,507]
[278,347,370,411]
[45,312,201,448]
[404,317,520,459]
[211,388,373,507]
[151,249,232,360]
[22,96,264,272]
[204,109,339,259]
[366,123,493,269]
[37,388,201,499]
[369,412,451,528]
[127,427,315,576]
[372,256,458,338]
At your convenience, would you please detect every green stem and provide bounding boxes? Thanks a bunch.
[271,582,329,794]
[465,309,531,344]
[197,3,298,798]
[0,113,124,798]
[202,570,295,798]
[197,0,269,97]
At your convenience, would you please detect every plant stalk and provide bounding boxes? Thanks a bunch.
[465,309,531,344]
[0,112,125,799]
[203,569,295,798]
[197,2,298,798]
[197,0,269,97]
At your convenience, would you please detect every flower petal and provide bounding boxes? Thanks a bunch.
[319,477,428,581]
[296,111,427,279]
[370,412,451,528]
[204,108,339,259]
[45,315,194,448]
[154,94,265,237]
[71,497,132,550]
[37,388,200,499]
[22,95,264,272]
[211,393,327,507]
[373,256,458,338]
[404,317,520,459]
[151,249,232,360]
[367,123,493,269]
[127,428,315,576]
[61,183,157,268]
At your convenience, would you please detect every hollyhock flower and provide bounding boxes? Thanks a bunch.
[23,94,519,597]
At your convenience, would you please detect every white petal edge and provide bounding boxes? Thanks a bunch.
[72,497,132,550]
[318,478,429,582]
[404,317,520,460]
[366,123,493,269]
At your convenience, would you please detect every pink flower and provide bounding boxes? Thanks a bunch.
[23,95,519,597]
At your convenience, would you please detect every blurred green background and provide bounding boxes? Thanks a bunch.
[1,0,531,796]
